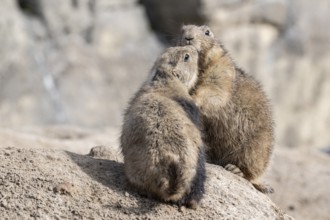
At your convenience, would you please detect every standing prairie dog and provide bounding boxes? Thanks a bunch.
[179,25,274,193]
[120,46,206,208]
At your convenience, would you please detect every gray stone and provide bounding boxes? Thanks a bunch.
[0,145,293,219]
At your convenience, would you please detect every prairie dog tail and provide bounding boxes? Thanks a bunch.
[152,152,195,203]
[182,149,206,209]
[158,150,206,209]
[165,161,188,201]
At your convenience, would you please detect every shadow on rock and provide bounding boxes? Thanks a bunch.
[66,150,160,215]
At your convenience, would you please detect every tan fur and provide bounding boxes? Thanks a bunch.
[120,46,206,208]
[179,25,274,193]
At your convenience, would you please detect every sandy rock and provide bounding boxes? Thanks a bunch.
[267,147,330,220]
[0,146,292,219]
[1,127,330,219]
[88,145,120,160]
[0,126,121,155]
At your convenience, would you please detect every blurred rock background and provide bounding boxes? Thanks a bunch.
[1,0,329,150]
[0,0,330,219]
[0,0,162,128]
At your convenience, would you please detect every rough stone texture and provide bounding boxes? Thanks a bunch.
[267,147,330,220]
[0,145,292,219]
[1,127,330,219]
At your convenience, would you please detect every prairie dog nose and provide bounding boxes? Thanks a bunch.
[184,36,194,45]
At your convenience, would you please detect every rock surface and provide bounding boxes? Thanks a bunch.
[0,145,292,219]
[1,126,330,219]
[267,147,330,220]
[0,0,162,127]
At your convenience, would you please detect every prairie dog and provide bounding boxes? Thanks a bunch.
[120,46,206,208]
[179,25,274,193]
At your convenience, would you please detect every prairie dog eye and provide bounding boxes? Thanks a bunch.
[184,54,190,62]
[205,30,210,36]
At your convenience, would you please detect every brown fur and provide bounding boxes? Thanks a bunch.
[179,25,274,193]
[120,46,206,208]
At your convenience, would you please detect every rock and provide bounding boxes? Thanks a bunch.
[2,126,330,219]
[0,0,163,127]
[0,126,121,155]
[321,147,330,155]
[0,146,292,219]
[139,0,206,43]
[39,0,93,42]
[88,145,118,160]
[267,147,330,220]
[251,0,289,28]
[53,181,76,196]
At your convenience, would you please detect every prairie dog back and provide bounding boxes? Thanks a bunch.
[179,25,274,194]
[120,46,206,208]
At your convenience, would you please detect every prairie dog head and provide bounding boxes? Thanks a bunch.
[179,25,236,96]
[179,25,231,72]
[149,46,199,90]
[178,25,217,52]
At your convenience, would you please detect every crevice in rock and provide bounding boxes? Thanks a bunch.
[88,0,96,14]
[16,0,44,19]
[71,0,79,8]
[138,0,207,45]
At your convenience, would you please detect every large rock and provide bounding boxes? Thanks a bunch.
[2,127,330,219]
[267,147,330,220]
[0,0,162,127]
[0,145,292,219]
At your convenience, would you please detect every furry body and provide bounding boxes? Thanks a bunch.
[179,25,274,193]
[120,46,206,207]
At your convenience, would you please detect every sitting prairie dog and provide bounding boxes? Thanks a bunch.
[120,46,206,208]
[179,25,274,193]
